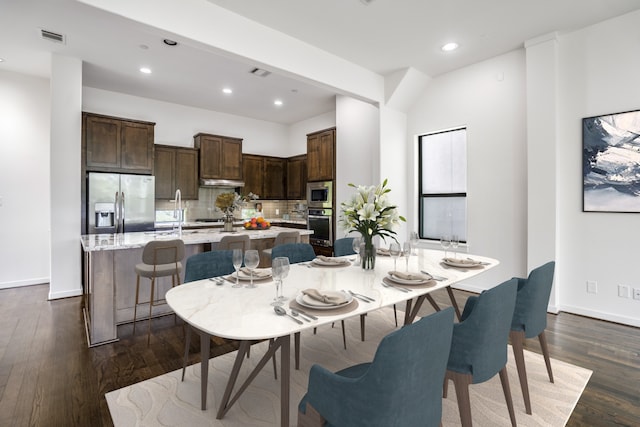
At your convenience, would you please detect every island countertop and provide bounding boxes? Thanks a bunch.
[81,226,314,252]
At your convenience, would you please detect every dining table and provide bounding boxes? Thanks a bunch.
[165,247,498,427]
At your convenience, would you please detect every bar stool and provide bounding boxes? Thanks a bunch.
[262,230,300,263]
[134,239,185,345]
[217,234,251,251]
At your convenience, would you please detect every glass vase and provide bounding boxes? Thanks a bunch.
[223,214,234,232]
[360,237,376,270]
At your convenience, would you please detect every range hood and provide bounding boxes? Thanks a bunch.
[200,178,245,188]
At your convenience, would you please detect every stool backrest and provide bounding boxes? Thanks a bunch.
[218,234,251,251]
[274,231,300,246]
[141,239,185,265]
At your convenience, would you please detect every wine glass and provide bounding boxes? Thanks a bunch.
[352,236,361,265]
[271,257,285,306]
[243,249,260,288]
[277,257,290,300]
[440,235,451,259]
[403,242,412,272]
[451,235,459,259]
[232,248,243,288]
[389,242,401,272]
[409,232,419,255]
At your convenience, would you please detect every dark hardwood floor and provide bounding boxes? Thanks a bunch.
[0,284,638,426]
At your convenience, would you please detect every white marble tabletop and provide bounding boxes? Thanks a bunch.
[80,226,314,252]
[166,249,499,341]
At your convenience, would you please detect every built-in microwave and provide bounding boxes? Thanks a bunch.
[307,181,333,208]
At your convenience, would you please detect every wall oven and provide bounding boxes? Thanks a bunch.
[307,181,333,208]
[307,208,333,247]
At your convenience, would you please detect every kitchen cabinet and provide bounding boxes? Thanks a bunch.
[307,127,335,182]
[83,112,155,174]
[154,145,198,200]
[286,155,307,200]
[194,133,243,181]
[242,154,286,199]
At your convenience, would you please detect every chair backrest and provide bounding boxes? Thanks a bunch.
[217,234,251,251]
[273,231,300,246]
[141,239,185,265]
[270,243,316,264]
[448,278,518,384]
[511,261,556,338]
[307,308,454,426]
[184,250,236,282]
[333,237,355,257]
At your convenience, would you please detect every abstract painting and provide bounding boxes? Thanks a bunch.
[583,109,640,212]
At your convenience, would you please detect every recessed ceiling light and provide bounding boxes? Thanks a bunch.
[274,99,283,106]
[222,88,233,94]
[0,58,4,62]
[139,44,149,50]
[139,67,152,74]
[163,39,178,46]
[441,42,459,52]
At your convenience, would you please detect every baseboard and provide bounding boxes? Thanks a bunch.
[48,287,83,300]
[559,304,640,328]
[0,277,49,290]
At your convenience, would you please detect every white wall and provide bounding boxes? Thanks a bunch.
[556,10,640,327]
[407,49,528,291]
[287,110,336,156]
[0,70,51,289]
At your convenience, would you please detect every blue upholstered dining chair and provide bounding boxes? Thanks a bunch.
[444,278,518,427]
[297,307,455,427]
[271,242,316,264]
[333,237,355,256]
[510,261,556,415]
[184,249,236,282]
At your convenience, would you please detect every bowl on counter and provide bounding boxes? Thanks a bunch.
[243,217,271,230]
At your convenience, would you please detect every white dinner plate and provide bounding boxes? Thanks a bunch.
[386,274,429,285]
[442,258,483,268]
[312,258,351,267]
[295,291,353,310]
[233,268,272,280]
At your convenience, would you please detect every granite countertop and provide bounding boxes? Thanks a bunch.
[81,226,313,252]
[154,218,307,229]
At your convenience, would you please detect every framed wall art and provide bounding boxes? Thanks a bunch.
[583,109,640,212]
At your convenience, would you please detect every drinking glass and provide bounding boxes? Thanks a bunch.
[232,248,243,288]
[352,236,362,265]
[440,235,451,259]
[403,242,412,272]
[277,257,290,300]
[409,232,419,255]
[244,249,260,288]
[451,235,459,259]
[389,242,401,272]
[271,257,285,306]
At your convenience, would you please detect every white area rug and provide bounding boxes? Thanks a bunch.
[107,309,591,426]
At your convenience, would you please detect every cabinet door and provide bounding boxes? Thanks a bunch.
[198,135,223,179]
[221,138,243,180]
[154,146,176,200]
[264,157,286,199]
[242,154,264,197]
[120,121,154,173]
[175,148,198,200]
[287,155,307,199]
[307,128,335,181]
[85,115,121,169]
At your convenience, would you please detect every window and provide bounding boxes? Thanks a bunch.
[418,127,467,242]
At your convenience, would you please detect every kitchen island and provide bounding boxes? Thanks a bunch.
[81,226,312,347]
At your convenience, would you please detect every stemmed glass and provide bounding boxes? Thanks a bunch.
[271,257,286,306]
[409,232,419,255]
[403,242,412,272]
[243,249,260,288]
[389,242,401,272]
[352,236,361,265]
[232,248,243,288]
[277,257,290,300]
[451,235,459,259]
[440,235,451,259]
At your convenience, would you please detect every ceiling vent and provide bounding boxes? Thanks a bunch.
[40,29,66,44]
[360,0,375,4]
[249,67,271,78]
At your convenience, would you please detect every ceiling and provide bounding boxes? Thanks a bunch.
[2,0,640,124]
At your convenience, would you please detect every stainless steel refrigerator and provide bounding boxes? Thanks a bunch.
[87,172,155,234]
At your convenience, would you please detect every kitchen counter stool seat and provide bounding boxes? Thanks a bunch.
[134,239,185,345]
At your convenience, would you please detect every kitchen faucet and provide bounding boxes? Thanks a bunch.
[174,188,182,236]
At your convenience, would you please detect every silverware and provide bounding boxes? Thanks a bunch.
[420,270,447,281]
[291,308,315,321]
[273,306,303,324]
[290,309,311,322]
[346,290,375,303]
[292,308,318,320]
[209,277,224,286]
[381,282,411,293]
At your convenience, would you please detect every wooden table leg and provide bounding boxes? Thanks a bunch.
[200,331,211,410]
[446,285,462,320]
[280,334,290,427]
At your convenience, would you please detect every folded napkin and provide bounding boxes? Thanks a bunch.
[390,271,430,281]
[443,257,479,265]
[240,267,271,278]
[316,255,346,264]
[377,248,390,256]
[302,289,348,305]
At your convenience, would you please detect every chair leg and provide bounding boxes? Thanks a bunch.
[182,326,192,381]
[393,304,398,326]
[499,366,517,427]
[510,330,531,415]
[448,370,473,427]
[133,274,140,335]
[340,320,347,350]
[295,332,301,370]
[297,402,326,427]
[538,331,554,383]
[147,277,155,346]
[359,314,366,341]
[269,338,278,380]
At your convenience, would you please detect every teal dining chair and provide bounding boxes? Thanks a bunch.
[297,307,455,427]
[270,242,316,264]
[333,237,355,256]
[444,278,518,427]
[510,261,556,415]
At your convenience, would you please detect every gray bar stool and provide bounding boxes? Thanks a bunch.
[134,239,185,345]
[216,234,251,251]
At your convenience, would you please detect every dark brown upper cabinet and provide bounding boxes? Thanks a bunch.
[242,154,287,200]
[194,133,243,181]
[307,127,335,182]
[83,112,155,174]
[287,154,307,200]
[154,145,198,200]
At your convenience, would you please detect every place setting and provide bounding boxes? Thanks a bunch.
[439,235,487,269]
[308,255,352,268]
[289,288,359,315]
[382,270,437,291]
